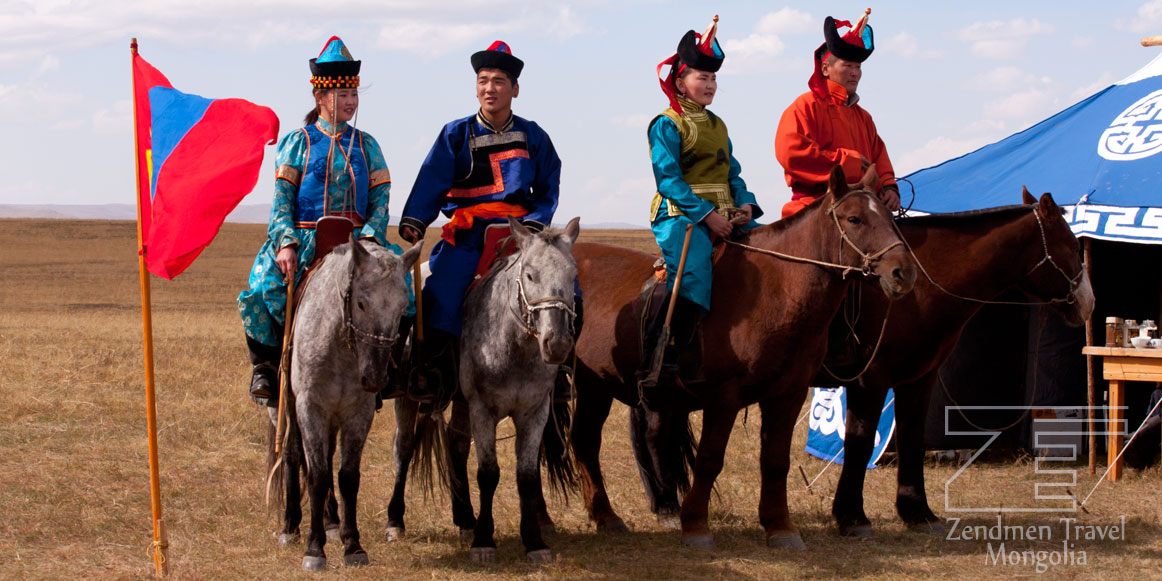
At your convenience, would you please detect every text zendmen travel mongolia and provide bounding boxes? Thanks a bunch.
[945,516,1127,574]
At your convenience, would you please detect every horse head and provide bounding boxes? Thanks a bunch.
[506,215,581,365]
[344,234,423,391]
[1016,187,1095,326]
[822,165,917,299]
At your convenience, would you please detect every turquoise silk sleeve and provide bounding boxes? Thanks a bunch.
[359,132,391,245]
[649,117,716,222]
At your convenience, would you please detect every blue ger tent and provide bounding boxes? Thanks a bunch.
[904,53,1162,244]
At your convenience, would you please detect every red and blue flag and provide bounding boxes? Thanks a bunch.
[132,49,279,279]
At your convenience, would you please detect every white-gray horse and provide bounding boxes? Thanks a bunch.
[278,235,421,571]
[460,216,580,564]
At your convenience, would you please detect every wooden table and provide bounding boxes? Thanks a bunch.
[1082,346,1162,481]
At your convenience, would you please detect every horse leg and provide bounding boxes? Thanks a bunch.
[336,410,373,566]
[514,401,553,563]
[680,404,738,551]
[629,406,684,529]
[448,397,477,538]
[832,385,887,538]
[325,489,340,542]
[279,407,304,547]
[299,413,334,571]
[758,397,807,550]
[385,397,418,541]
[571,386,626,532]
[468,401,500,564]
[893,378,944,533]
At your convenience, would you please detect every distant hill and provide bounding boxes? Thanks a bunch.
[0,204,647,229]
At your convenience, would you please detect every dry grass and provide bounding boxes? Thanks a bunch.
[2,218,1161,580]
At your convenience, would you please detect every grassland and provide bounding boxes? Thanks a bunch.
[2,219,1160,579]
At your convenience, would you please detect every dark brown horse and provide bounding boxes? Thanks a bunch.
[631,189,1095,539]
[822,189,1094,537]
[570,166,918,550]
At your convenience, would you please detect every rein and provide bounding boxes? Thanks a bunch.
[725,194,903,279]
[508,253,577,339]
[894,207,1084,307]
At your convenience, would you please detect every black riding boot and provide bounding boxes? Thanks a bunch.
[554,292,584,403]
[247,334,282,408]
[637,296,704,399]
[373,315,414,410]
[409,327,457,405]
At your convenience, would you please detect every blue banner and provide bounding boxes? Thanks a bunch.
[805,387,895,468]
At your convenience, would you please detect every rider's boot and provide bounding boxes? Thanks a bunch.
[409,327,456,404]
[378,316,414,406]
[669,297,705,385]
[247,334,282,408]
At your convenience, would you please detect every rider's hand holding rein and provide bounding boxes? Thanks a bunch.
[400,224,422,245]
[702,210,733,241]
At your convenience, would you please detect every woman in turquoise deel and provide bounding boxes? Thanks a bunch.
[237,36,412,407]
[641,16,763,392]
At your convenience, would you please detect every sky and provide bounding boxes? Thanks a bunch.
[4,0,1162,227]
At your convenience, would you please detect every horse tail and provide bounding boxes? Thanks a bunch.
[410,412,453,500]
[541,398,579,497]
[671,411,698,495]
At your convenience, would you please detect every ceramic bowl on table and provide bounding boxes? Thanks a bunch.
[1131,336,1151,349]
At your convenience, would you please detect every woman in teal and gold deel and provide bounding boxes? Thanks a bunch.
[642,16,763,390]
[237,36,412,406]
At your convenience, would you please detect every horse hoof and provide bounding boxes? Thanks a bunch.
[839,524,874,538]
[385,526,405,542]
[278,532,300,547]
[325,525,341,542]
[527,549,553,564]
[540,523,557,537]
[657,512,681,530]
[766,532,807,550]
[597,518,628,533]
[470,547,497,564]
[344,551,369,567]
[302,555,327,571]
[908,520,946,535]
[681,534,716,551]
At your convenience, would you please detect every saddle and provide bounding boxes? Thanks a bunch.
[632,259,670,360]
[290,216,357,309]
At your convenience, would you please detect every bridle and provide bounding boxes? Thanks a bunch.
[510,254,577,339]
[338,268,397,352]
[897,206,1085,307]
[725,190,903,279]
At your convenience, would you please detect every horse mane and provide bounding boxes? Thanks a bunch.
[899,204,1032,226]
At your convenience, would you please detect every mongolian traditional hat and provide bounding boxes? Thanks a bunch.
[657,16,724,115]
[821,9,874,64]
[310,36,361,88]
[471,41,524,80]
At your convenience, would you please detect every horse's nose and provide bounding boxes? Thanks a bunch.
[892,265,917,292]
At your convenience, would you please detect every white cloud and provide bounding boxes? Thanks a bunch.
[755,8,814,36]
[981,88,1056,121]
[375,21,496,59]
[611,113,654,129]
[1070,72,1117,102]
[957,18,1053,60]
[881,32,942,59]
[92,100,132,134]
[1127,0,1162,33]
[34,55,59,76]
[549,5,585,39]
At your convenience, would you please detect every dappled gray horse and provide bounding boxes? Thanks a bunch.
[461,216,580,564]
[281,236,421,571]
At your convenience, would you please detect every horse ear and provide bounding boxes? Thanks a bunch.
[508,215,532,243]
[562,216,581,247]
[860,163,879,191]
[400,240,423,271]
[828,165,848,197]
[350,233,369,269]
[1021,186,1036,205]
[1038,192,1062,216]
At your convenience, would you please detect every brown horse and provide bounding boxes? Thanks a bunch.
[629,189,1095,539]
[570,166,918,550]
[820,189,1094,537]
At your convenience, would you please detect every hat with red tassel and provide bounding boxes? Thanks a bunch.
[310,36,361,88]
[657,15,724,115]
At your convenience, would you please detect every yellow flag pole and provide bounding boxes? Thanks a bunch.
[131,37,169,578]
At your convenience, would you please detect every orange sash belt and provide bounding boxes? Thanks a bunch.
[441,202,530,245]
